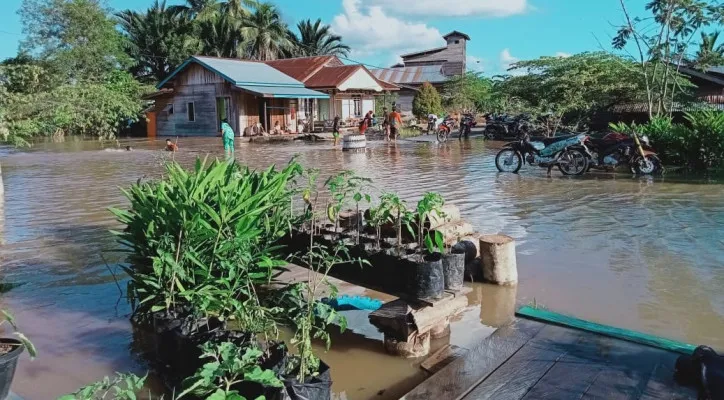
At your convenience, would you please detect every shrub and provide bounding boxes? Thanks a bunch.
[111,158,303,325]
[412,82,443,119]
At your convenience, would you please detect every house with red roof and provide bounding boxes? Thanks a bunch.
[265,56,398,128]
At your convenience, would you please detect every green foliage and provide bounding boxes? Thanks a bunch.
[324,171,372,233]
[111,158,303,324]
[613,0,722,117]
[19,0,131,83]
[241,3,294,61]
[694,31,724,68]
[376,193,415,248]
[502,52,654,130]
[442,72,504,113]
[415,192,445,251]
[375,93,399,116]
[118,0,197,82]
[423,231,445,255]
[179,341,282,399]
[0,309,36,358]
[609,111,724,170]
[291,19,350,57]
[412,82,443,119]
[58,373,149,400]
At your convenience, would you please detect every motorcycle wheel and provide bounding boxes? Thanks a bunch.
[495,149,523,173]
[633,155,662,175]
[437,129,448,143]
[558,149,589,176]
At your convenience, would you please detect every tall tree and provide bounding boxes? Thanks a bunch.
[694,31,724,68]
[240,3,293,61]
[195,13,245,58]
[613,0,723,117]
[19,0,129,82]
[169,0,221,21]
[292,19,350,57]
[118,0,195,82]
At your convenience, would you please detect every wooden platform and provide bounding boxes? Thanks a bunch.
[401,318,698,400]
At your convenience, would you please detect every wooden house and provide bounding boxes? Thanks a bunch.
[265,56,398,125]
[145,56,328,137]
[371,31,469,113]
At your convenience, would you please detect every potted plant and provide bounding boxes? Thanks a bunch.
[0,310,35,400]
[411,229,446,300]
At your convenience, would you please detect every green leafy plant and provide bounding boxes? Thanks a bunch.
[178,341,283,400]
[324,171,372,238]
[111,157,302,327]
[415,193,445,251]
[59,373,151,400]
[423,231,445,255]
[376,193,414,251]
[1,309,36,359]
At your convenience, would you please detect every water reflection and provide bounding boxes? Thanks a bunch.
[1,137,723,398]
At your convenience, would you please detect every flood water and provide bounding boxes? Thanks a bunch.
[1,136,723,399]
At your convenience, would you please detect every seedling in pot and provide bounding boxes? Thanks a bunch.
[0,309,35,358]
[324,171,372,240]
[415,192,445,251]
[424,230,445,256]
[377,193,415,253]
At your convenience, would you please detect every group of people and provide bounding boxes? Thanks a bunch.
[331,106,403,145]
[162,117,235,157]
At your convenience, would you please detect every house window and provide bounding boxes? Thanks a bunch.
[187,102,195,122]
[455,40,460,44]
[353,97,362,117]
[166,104,174,115]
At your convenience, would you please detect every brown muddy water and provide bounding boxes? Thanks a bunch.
[1,136,723,399]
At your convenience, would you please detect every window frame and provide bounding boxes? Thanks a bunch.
[187,102,195,122]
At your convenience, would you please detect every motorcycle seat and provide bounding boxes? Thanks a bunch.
[537,134,577,145]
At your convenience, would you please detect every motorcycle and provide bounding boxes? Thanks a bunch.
[484,114,531,140]
[459,114,475,139]
[436,116,457,142]
[582,131,663,175]
[495,133,589,175]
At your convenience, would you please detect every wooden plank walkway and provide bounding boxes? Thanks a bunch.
[401,318,698,400]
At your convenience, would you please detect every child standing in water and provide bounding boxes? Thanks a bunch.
[221,119,235,158]
[332,115,340,146]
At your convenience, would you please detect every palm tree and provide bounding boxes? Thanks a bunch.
[223,0,258,17]
[169,0,222,22]
[194,13,245,58]
[293,19,350,57]
[694,31,724,68]
[240,3,293,61]
[118,0,196,82]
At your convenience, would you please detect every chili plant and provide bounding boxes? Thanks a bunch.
[377,193,415,251]
[59,373,154,400]
[415,192,446,251]
[324,171,372,241]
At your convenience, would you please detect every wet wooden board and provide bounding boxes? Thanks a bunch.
[400,318,545,400]
[421,344,467,374]
[401,317,697,400]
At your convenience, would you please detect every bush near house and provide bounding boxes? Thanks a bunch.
[412,82,443,119]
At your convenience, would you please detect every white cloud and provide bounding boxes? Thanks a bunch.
[368,0,529,17]
[331,0,443,64]
[500,48,518,71]
[467,55,485,72]
[555,52,572,58]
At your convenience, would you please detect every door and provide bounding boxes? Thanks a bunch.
[216,97,231,133]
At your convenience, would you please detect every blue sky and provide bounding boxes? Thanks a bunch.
[0,0,651,75]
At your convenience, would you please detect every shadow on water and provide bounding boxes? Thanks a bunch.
[1,137,724,398]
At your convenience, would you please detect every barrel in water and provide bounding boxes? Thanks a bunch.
[342,134,366,152]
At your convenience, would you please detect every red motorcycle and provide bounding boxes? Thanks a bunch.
[582,131,663,175]
[436,116,457,143]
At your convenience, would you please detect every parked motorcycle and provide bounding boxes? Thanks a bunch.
[436,116,457,142]
[484,114,531,140]
[495,133,589,175]
[582,131,663,175]
[459,114,475,139]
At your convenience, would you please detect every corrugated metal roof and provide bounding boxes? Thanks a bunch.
[305,65,360,88]
[370,65,447,85]
[157,56,310,89]
[235,84,328,99]
[264,56,342,82]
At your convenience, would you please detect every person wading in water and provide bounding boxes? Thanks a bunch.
[221,119,235,158]
[165,139,178,152]
[388,107,403,141]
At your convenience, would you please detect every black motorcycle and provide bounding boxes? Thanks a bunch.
[459,114,475,139]
[495,133,589,175]
[484,114,531,140]
[582,131,663,175]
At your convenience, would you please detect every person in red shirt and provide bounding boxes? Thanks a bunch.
[165,139,178,152]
